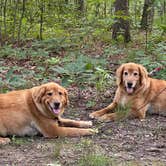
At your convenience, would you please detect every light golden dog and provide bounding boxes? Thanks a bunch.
[90,63,166,121]
[0,82,95,144]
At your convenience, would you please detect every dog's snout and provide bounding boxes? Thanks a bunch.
[127,82,133,88]
[54,102,60,109]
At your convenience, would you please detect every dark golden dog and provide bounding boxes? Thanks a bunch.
[0,82,94,144]
[90,63,166,121]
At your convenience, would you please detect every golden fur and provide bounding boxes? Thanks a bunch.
[0,82,94,144]
[90,63,166,121]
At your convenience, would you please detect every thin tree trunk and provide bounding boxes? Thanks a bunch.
[12,0,18,42]
[140,0,154,31]
[134,1,137,27]
[17,0,26,42]
[104,0,107,17]
[112,0,131,43]
[162,0,166,23]
[3,0,7,39]
[39,0,44,40]
[0,0,3,45]
[95,3,100,17]
[78,0,84,12]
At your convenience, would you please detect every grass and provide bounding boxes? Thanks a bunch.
[11,136,33,145]
[115,105,131,121]
[78,153,111,166]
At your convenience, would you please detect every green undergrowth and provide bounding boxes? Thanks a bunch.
[0,29,165,93]
[11,136,34,146]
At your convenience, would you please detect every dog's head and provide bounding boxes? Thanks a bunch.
[32,82,69,118]
[116,63,148,95]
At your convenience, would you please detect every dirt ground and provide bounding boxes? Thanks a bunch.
[0,86,166,166]
[0,51,166,165]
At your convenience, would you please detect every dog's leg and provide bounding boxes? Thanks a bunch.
[89,102,117,119]
[130,106,148,120]
[35,118,96,137]
[58,117,92,128]
[0,137,11,145]
[97,109,135,122]
[98,113,117,122]
[98,105,149,122]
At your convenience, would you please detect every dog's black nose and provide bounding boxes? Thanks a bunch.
[127,82,133,88]
[54,102,60,109]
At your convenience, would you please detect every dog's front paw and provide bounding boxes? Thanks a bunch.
[80,121,93,128]
[0,138,11,145]
[98,115,111,122]
[89,112,101,119]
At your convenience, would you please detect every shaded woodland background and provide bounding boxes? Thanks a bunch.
[0,0,165,43]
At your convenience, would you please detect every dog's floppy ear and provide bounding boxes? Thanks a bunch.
[116,64,124,86]
[138,64,148,86]
[32,86,46,103]
[64,89,69,106]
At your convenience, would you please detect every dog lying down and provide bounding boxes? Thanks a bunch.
[0,82,95,145]
[90,62,166,121]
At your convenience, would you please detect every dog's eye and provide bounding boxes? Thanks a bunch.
[59,92,62,95]
[134,72,138,76]
[124,72,128,76]
[47,92,53,96]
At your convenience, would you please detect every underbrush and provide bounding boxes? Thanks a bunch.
[0,29,165,92]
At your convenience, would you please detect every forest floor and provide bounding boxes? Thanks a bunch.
[0,88,166,166]
[0,42,166,166]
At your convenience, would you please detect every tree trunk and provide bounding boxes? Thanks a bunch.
[112,0,131,43]
[104,1,107,17]
[3,0,7,40]
[12,0,18,42]
[140,0,154,31]
[39,0,44,40]
[77,0,84,12]
[17,0,26,42]
[0,0,3,45]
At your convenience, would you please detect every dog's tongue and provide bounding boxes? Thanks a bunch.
[126,88,133,94]
[53,109,60,114]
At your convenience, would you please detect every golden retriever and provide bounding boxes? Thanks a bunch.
[0,82,95,145]
[90,63,166,121]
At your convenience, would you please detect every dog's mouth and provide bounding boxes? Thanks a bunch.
[125,82,136,94]
[126,87,134,94]
[48,102,61,115]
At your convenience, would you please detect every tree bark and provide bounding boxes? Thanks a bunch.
[140,0,154,31]
[77,0,84,12]
[17,0,26,42]
[112,0,131,43]
[3,0,7,39]
[0,0,3,45]
[39,0,44,40]
[12,0,18,42]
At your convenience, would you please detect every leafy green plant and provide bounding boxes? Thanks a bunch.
[78,153,111,166]
[11,136,33,145]
[46,57,60,65]
[125,38,166,80]
[53,53,108,88]
[115,105,131,121]
[0,44,49,59]
[91,67,113,92]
